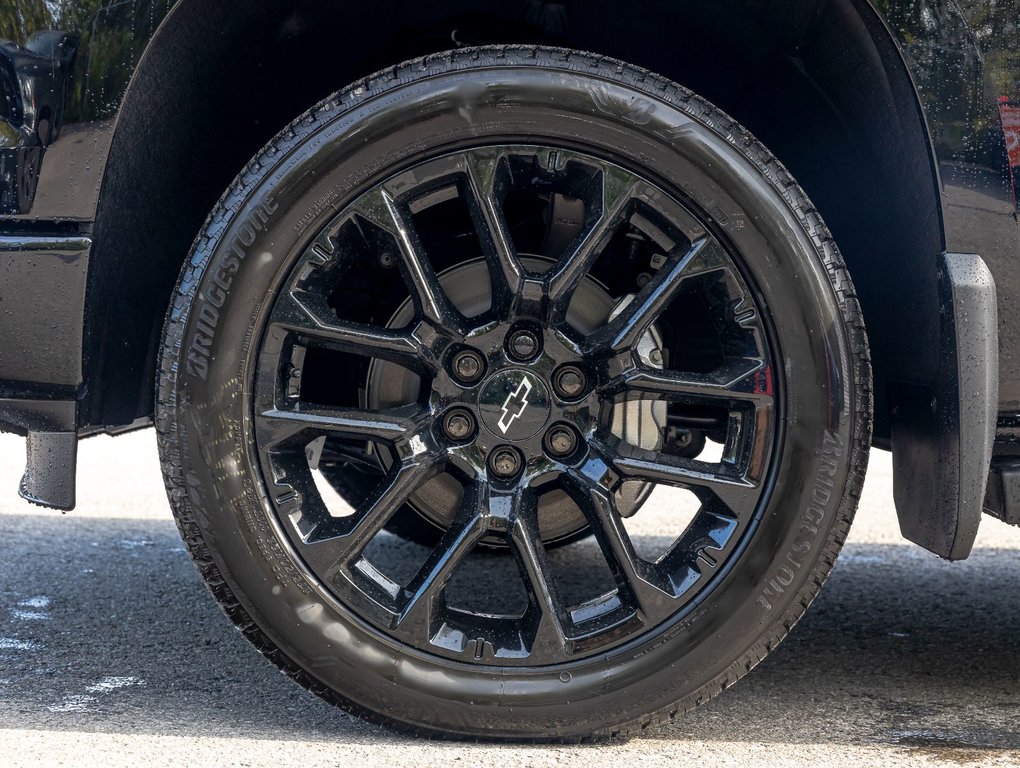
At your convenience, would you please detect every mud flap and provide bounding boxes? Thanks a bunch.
[890,253,998,560]
[0,397,78,511]
[19,430,77,510]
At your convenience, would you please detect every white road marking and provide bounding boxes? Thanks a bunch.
[12,596,52,622]
[47,677,144,714]
[17,597,50,609]
[11,610,50,621]
[85,677,143,694]
[117,539,154,550]
[0,638,39,651]
[47,696,97,713]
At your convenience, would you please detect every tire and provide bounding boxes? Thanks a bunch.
[156,46,871,740]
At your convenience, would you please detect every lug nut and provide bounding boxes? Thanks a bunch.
[489,446,523,479]
[554,366,587,399]
[442,408,476,442]
[507,328,540,361]
[451,349,485,385]
[545,426,578,458]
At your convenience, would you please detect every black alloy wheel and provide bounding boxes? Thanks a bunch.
[157,47,871,739]
[252,143,777,664]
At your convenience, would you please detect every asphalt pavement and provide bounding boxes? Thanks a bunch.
[2,430,1020,766]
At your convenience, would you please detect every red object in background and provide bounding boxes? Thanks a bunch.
[1000,101,1020,211]
[1001,102,1020,169]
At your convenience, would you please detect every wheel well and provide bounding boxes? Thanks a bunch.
[81,0,943,441]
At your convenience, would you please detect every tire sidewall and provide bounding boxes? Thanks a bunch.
[165,55,859,737]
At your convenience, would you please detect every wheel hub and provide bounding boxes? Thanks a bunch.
[476,368,551,440]
[366,257,645,544]
[431,317,603,494]
[428,314,604,502]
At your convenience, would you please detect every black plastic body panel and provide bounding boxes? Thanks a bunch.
[0,397,75,434]
[986,460,1020,525]
[891,254,998,560]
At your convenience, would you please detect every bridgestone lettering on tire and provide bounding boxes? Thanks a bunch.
[156,46,872,740]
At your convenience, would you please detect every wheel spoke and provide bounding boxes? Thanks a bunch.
[586,237,711,355]
[508,488,570,657]
[393,482,491,637]
[600,439,758,518]
[461,149,526,312]
[257,403,425,450]
[565,465,675,619]
[611,358,774,406]
[273,289,426,367]
[349,188,465,331]
[546,167,638,319]
[303,452,443,573]
[675,494,741,561]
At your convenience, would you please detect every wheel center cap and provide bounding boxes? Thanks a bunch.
[477,369,551,440]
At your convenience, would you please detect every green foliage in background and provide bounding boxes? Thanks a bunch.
[0,0,54,44]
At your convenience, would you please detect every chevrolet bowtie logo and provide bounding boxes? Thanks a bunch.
[498,376,533,434]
